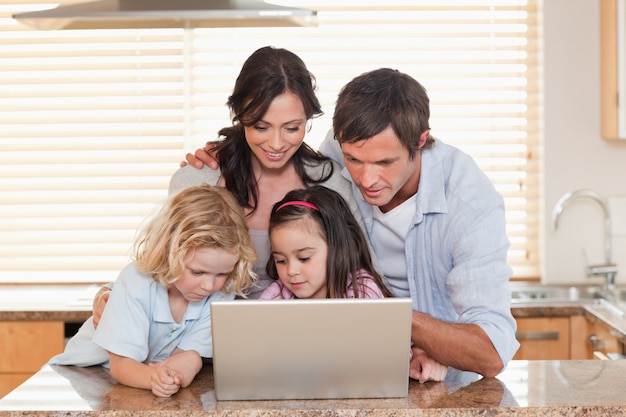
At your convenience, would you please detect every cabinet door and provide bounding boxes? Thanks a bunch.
[586,321,621,358]
[514,317,570,360]
[569,315,622,359]
[0,321,64,373]
[600,0,626,139]
[0,321,64,398]
[0,374,30,399]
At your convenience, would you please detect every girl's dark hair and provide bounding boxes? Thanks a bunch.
[213,46,332,214]
[266,185,393,298]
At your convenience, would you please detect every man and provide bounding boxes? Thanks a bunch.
[173,68,518,379]
[318,68,518,378]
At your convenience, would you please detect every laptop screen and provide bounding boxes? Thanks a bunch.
[210,297,413,400]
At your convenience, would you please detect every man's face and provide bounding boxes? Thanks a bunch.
[340,126,422,213]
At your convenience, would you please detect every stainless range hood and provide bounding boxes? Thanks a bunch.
[13,0,317,30]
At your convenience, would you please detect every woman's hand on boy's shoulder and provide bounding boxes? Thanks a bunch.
[92,286,111,328]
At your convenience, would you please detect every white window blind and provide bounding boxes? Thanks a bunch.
[0,0,540,284]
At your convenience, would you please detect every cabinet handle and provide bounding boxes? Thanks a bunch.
[516,331,559,340]
[588,334,606,350]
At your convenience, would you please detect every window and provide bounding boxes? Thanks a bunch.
[0,0,540,283]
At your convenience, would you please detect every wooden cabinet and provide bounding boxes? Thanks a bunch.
[0,321,64,398]
[514,315,623,360]
[600,0,626,139]
[514,317,571,360]
[570,315,622,359]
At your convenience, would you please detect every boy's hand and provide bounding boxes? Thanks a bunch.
[149,362,183,397]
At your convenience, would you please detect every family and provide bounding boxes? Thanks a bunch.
[49,46,519,397]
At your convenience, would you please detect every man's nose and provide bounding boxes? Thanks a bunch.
[358,164,378,188]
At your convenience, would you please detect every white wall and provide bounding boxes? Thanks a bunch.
[543,0,626,285]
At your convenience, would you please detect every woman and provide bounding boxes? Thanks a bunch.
[93,46,369,313]
[168,46,367,299]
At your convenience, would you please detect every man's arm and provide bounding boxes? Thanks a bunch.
[411,312,503,378]
[413,174,517,377]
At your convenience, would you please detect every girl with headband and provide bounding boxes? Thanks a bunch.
[261,185,393,299]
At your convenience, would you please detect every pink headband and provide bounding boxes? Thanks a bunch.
[276,201,319,212]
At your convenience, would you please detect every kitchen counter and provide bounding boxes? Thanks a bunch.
[0,285,97,322]
[1,285,626,415]
[1,359,625,416]
[2,284,625,341]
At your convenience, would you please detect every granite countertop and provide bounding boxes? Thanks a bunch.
[1,359,625,416]
[0,284,98,322]
[1,285,626,415]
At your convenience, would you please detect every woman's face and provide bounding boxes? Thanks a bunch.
[244,92,307,172]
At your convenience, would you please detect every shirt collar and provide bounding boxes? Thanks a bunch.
[416,141,448,216]
[340,140,449,218]
[153,285,206,323]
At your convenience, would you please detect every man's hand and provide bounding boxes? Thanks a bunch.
[409,347,448,383]
[149,362,183,398]
[181,143,219,169]
[92,286,111,328]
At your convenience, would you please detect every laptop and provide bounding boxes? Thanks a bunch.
[210,297,413,401]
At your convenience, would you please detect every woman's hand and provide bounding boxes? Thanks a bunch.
[92,286,111,328]
[181,142,220,169]
[409,347,448,383]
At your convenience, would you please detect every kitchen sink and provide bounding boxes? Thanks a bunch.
[510,283,626,316]
[510,283,605,303]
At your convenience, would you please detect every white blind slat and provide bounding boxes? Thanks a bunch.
[0,0,540,283]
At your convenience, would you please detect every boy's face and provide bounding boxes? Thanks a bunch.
[174,247,238,302]
[340,126,422,213]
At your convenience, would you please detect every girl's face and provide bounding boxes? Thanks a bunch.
[270,218,328,299]
[244,91,307,172]
[174,247,239,303]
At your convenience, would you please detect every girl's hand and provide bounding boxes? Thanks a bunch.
[409,347,448,383]
[149,362,183,397]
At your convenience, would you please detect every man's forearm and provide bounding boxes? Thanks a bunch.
[411,311,503,377]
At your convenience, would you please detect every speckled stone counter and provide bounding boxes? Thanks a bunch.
[2,284,626,415]
[1,359,626,416]
[0,285,96,322]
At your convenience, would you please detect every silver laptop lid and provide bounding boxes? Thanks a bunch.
[210,297,412,400]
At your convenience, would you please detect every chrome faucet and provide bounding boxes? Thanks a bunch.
[552,189,618,294]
